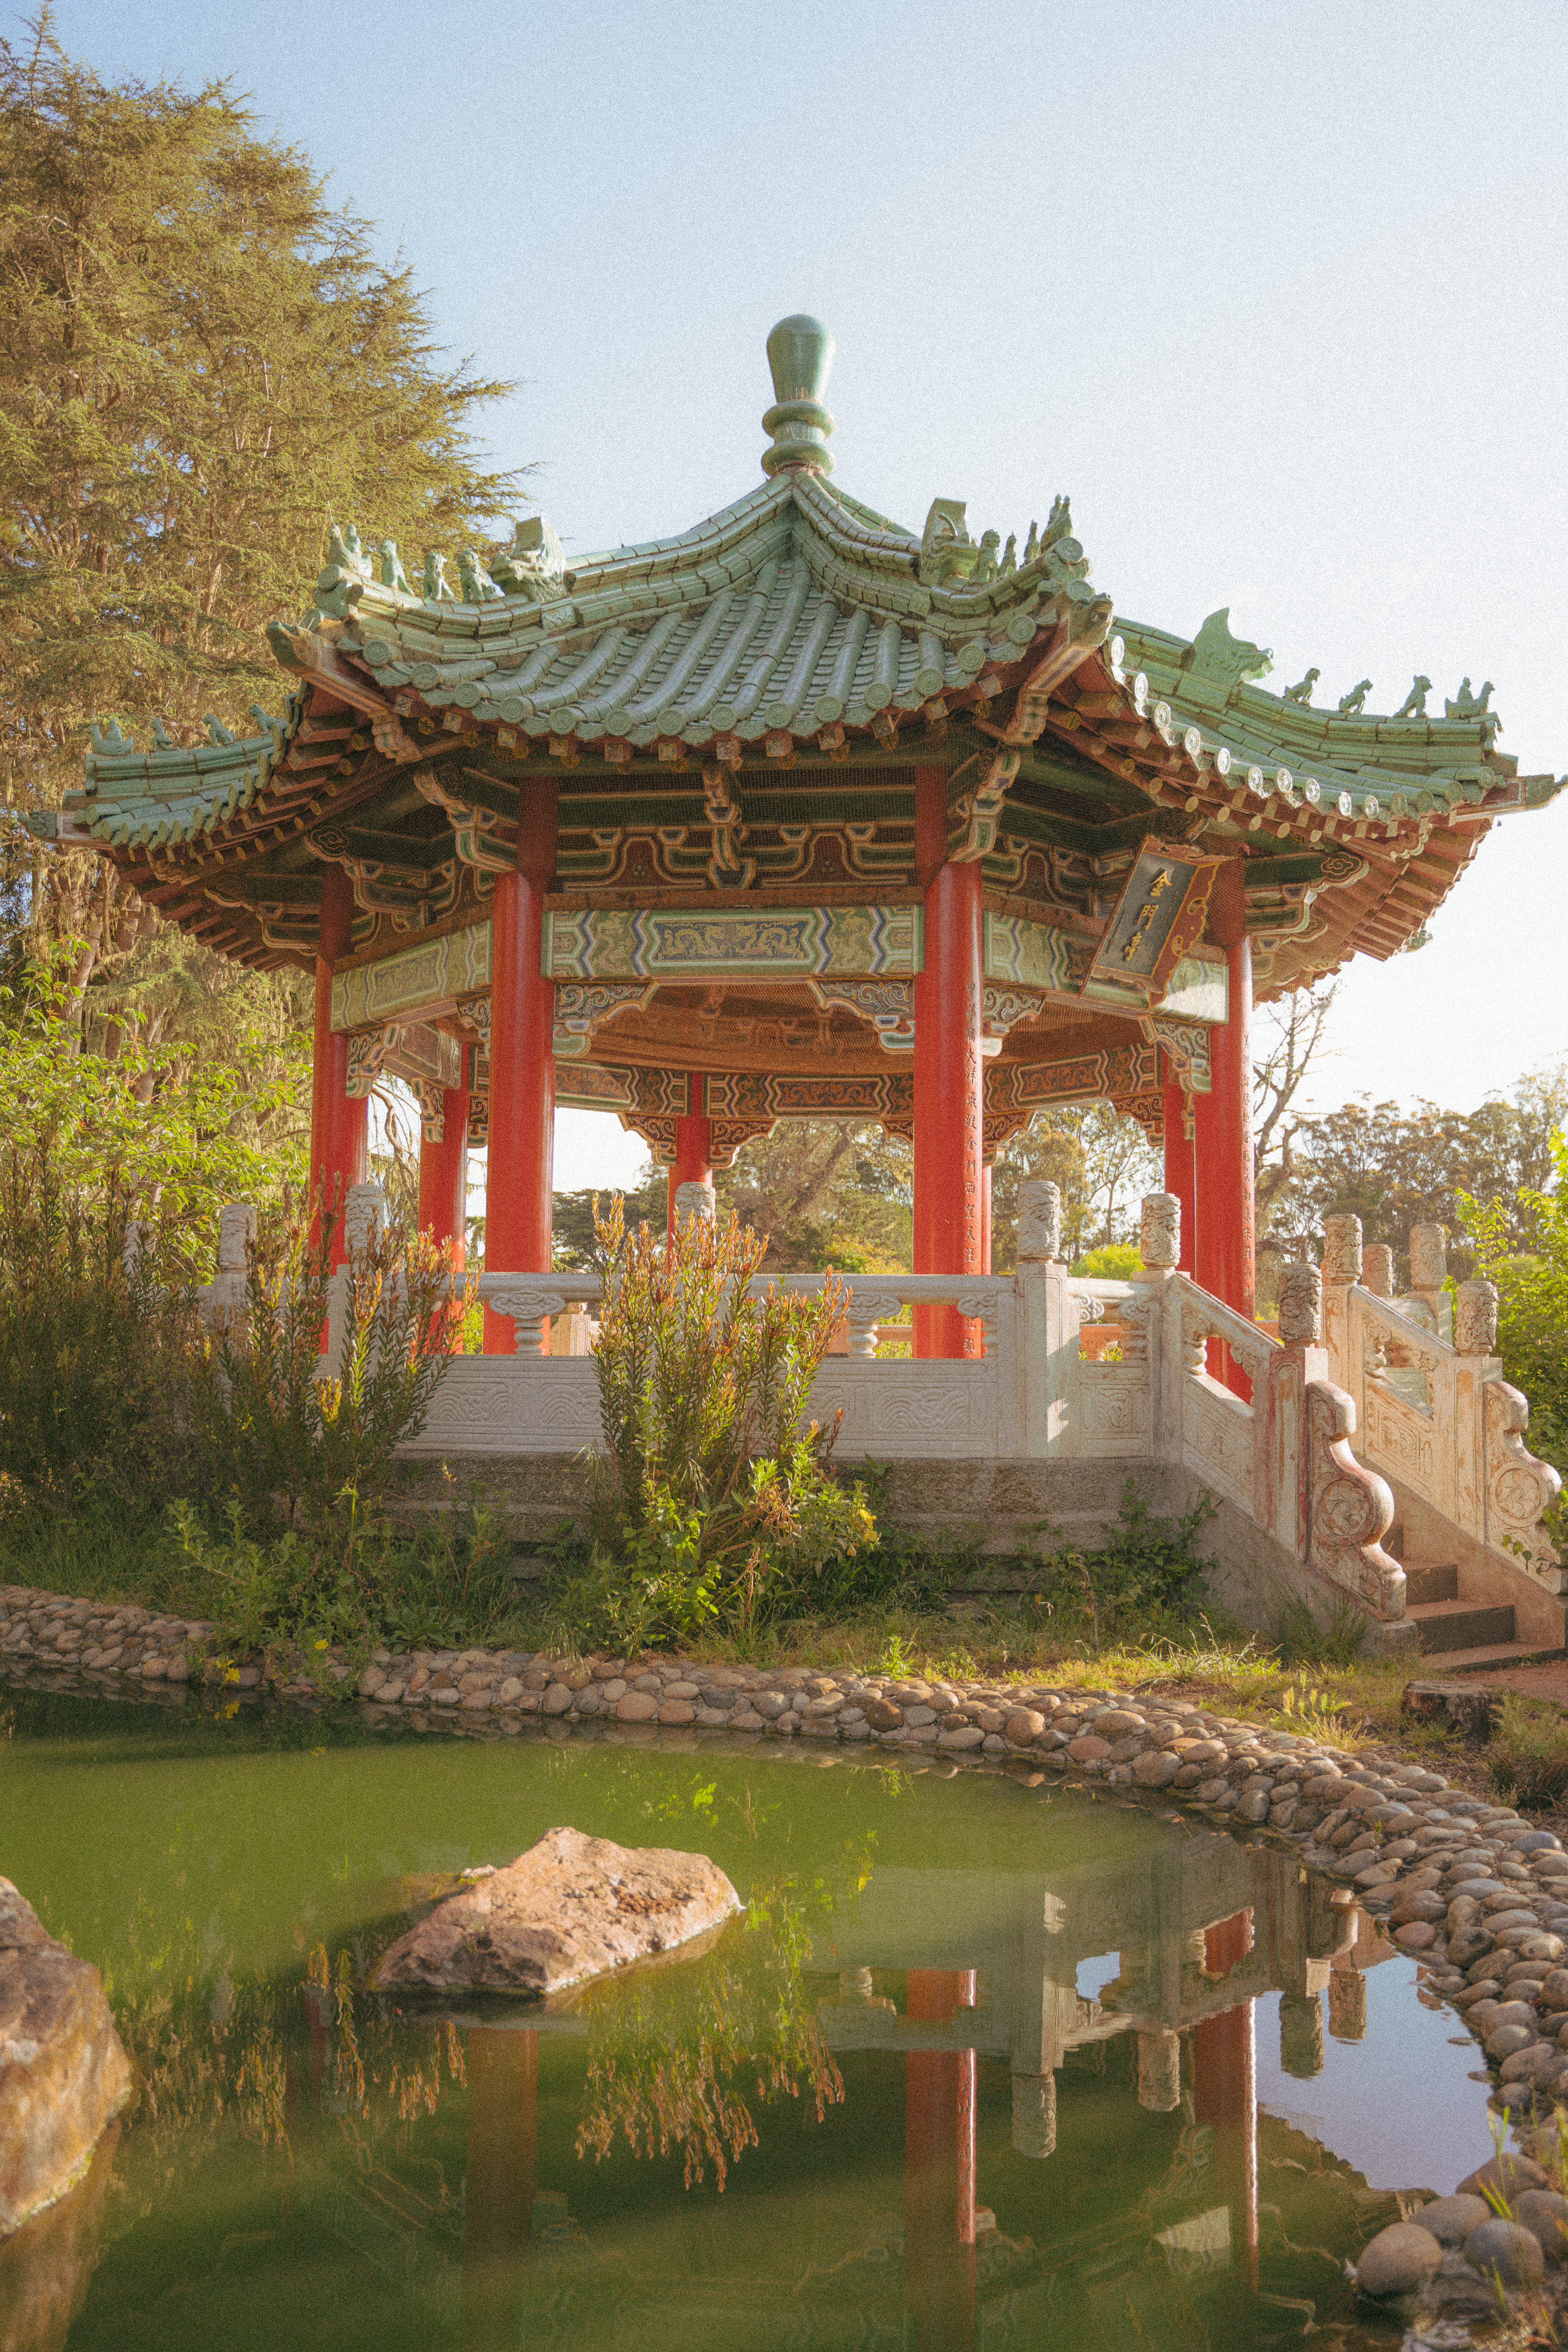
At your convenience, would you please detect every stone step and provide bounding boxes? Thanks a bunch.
[1403,1561,1459,1605]
[1403,1638,1565,1676]
[1409,1597,1517,1654]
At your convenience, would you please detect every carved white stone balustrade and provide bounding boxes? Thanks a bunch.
[1338,1249,1562,1594]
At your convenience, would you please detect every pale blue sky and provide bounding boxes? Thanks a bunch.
[42,0,1568,1189]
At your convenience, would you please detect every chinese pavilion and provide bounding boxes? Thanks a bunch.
[59,317,1562,1356]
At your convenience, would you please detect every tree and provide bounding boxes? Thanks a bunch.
[1262,1065,1568,1280]
[0,14,528,1088]
[1253,980,1339,1236]
[720,1120,914,1271]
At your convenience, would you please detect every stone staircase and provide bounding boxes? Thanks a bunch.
[1396,1529,1565,1673]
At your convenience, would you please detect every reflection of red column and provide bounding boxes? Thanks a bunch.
[667,1104,714,1236]
[979,1164,992,1276]
[904,1968,976,2352]
[418,1087,470,1264]
[310,863,368,1267]
[1192,865,1254,1395]
[913,767,983,1360]
[464,2027,537,2352]
[484,785,558,1354]
[1192,1911,1258,2288]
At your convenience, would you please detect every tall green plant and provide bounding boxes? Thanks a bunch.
[1461,1132,1568,1467]
[194,1191,473,1529]
[0,1140,196,1515]
[583,1197,873,1640]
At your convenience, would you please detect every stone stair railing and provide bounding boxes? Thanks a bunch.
[1318,1212,1562,1595]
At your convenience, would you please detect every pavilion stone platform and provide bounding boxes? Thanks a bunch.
[56,309,1568,1661]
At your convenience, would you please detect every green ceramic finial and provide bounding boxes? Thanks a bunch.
[762,314,835,477]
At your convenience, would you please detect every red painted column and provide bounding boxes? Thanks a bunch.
[667,1094,714,1236]
[463,2026,537,2352]
[1162,1068,1197,1277]
[1192,1910,1259,2289]
[418,1086,471,1264]
[484,783,558,1355]
[904,1969,977,2352]
[1193,865,1255,1393]
[309,862,367,1267]
[913,767,983,1359]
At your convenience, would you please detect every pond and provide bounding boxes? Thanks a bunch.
[0,1685,1503,2351]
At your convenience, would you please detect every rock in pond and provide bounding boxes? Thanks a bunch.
[1353,2220,1443,2296]
[0,1878,131,2238]
[372,1826,742,1997]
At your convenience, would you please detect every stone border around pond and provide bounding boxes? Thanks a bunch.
[11,1568,1568,2314]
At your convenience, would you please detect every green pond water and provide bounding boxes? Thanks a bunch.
[0,1684,1501,2351]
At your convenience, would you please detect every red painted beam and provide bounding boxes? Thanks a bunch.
[667,1099,714,1236]
[1192,863,1255,1394]
[418,1086,471,1266]
[484,783,558,1354]
[309,862,367,1266]
[913,766,983,1359]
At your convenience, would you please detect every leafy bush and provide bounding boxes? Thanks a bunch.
[1070,1243,1143,1280]
[192,1189,473,1530]
[1013,1483,1217,1651]
[1489,1694,1568,1811]
[0,1142,198,1521]
[566,1198,875,1646]
[171,1486,518,1678]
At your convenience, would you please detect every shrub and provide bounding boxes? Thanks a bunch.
[570,1197,875,1645]
[171,1486,517,1677]
[192,1189,474,1530]
[0,1143,198,1520]
[1489,1694,1568,1811]
[1014,1482,1217,1651]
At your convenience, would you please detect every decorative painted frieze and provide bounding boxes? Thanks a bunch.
[553,982,654,1058]
[331,920,491,1031]
[542,902,922,982]
[982,910,1077,994]
[807,977,915,1049]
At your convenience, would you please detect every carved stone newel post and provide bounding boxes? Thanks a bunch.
[1318,1214,1361,1388]
[1362,1245,1394,1300]
[1016,1180,1062,1264]
[1139,1192,1180,1271]
[1276,1262,1321,1349]
[673,1181,717,1226]
[1455,1280,1498,1358]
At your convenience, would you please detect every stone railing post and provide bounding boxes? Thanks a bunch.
[1363,1244,1394,1300]
[1135,1192,1182,1463]
[1264,1260,1329,1560]
[1318,1213,1361,1391]
[1455,1279,1499,1358]
[673,1180,717,1225]
[1017,1180,1067,1458]
[1449,1278,1501,1548]
[1408,1222,1453,1344]
[197,1200,255,1330]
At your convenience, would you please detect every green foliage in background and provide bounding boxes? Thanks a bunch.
[1461,1132,1568,1541]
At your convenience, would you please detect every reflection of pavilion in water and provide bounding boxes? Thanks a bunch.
[450,1815,1405,2351]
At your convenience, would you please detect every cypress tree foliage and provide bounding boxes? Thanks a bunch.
[0,13,529,1083]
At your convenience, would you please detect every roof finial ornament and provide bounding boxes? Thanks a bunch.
[762,314,835,478]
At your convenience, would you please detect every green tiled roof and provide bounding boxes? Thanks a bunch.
[59,312,1563,993]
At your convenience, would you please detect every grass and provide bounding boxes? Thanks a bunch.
[2,1479,1561,1823]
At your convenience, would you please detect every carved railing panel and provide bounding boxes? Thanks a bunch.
[1485,1379,1564,1588]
